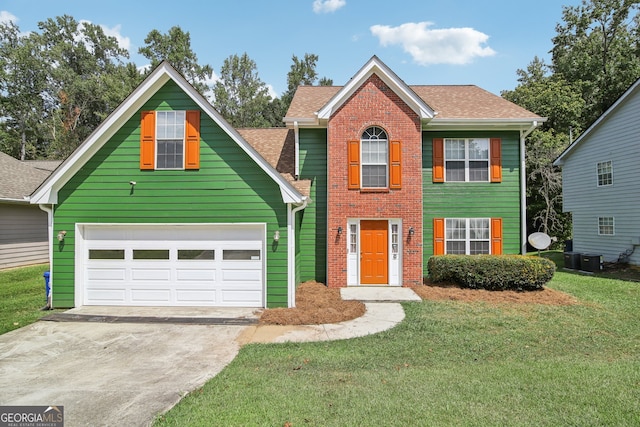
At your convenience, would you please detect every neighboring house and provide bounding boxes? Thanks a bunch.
[0,152,59,269]
[554,77,640,266]
[30,57,542,309]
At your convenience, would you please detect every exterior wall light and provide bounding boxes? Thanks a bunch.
[273,230,280,242]
[408,227,415,235]
[337,226,343,235]
[57,230,67,241]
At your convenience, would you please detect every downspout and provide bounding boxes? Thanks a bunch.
[294,121,300,178]
[520,121,538,254]
[38,204,54,309]
[288,197,308,307]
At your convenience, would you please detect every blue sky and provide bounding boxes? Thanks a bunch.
[1,0,581,98]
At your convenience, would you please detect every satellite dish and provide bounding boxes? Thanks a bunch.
[528,232,552,251]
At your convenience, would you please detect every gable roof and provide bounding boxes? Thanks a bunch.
[554,77,640,166]
[285,56,543,130]
[0,152,52,203]
[30,61,306,205]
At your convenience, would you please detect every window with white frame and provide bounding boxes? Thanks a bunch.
[445,138,489,182]
[446,218,490,254]
[361,127,388,188]
[596,161,613,186]
[156,111,185,169]
[349,224,357,253]
[598,217,614,235]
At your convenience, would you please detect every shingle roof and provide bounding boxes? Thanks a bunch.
[286,84,541,121]
[237,128,311,197]
[0,152,53,201]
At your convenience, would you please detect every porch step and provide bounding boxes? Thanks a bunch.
[340,287,421,302]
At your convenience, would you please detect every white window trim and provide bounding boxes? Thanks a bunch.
[155,110,186,170]
[445,218,492,255]
[444,138,490,183]
[361,126,389,189]
[598,216,615,236]
[596,160,613,187]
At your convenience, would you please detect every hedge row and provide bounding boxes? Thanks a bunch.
[427,255,556,291]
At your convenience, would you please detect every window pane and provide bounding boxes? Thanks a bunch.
[133,250,169,260]
[597,161,613,186]
[445,139,465,160]
[598,217,614,235]
[223,249,261,260]
[469,139,489,160]
[157,140,184,169]
[362,165,387,187]
[469,161,489,181]
[446,241,466,254]
[470,241,490,255]
[89,249,124,260]
[446,161,465,181]
[350,224,357,253]
[178,250,215,260]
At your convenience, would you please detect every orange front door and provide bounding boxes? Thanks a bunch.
[360,220,388,285]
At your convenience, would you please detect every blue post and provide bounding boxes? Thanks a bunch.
[42,271,51,310]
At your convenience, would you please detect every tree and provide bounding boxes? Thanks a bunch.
[213,53,271,128]
[552,0,640,126]
[37,15,139,158]
[502,57,584,244]
[0,22,47,159]
[138,26,213,96]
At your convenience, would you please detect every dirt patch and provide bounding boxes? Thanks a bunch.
[259,281,366,325]
[411,280,579,306]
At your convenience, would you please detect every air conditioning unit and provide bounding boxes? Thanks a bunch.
[563,252,581,270]
[580,254,602,272]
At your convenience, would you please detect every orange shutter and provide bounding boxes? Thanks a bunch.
[389,140,402,189]
[490,138,502,182]
[185,110,200,169]
[348,140,360,189]
[140,111,155,170]
[433,218,445,255]
[491,218,503,255]
[432,138,444,182]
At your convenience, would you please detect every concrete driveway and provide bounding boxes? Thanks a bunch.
[0,309,255,427]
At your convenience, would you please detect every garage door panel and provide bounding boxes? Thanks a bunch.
[81,225,265,307]
[131,268,171,281]
[86,268,126,281]
[176,269,216,281]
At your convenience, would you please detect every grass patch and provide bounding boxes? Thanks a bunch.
[155,271,640,427]
[0,264,51,334]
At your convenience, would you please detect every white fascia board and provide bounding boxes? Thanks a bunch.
[424,118,546,131]
[317,56,435,121]
[30,62,305,205]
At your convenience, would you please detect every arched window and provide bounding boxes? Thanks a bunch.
[361,126,388,188]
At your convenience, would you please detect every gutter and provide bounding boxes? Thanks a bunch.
[520,121,538,254]
[288,197,309,308]
[38,203,54,309]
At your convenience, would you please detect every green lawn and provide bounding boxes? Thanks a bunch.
[155,271,640,427]
[0,264,51,334]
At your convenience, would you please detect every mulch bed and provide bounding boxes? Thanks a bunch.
[258,280,579,325]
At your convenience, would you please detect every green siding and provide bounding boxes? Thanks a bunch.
[423,131,522,266]
[297,128,327,283]
[52,80,289,308]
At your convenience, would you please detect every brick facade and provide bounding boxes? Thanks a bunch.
[326,74,423,287]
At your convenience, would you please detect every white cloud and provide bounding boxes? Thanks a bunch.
[370,21,496,65]
[100,23,131,52]
[313,0,346,14]
[0,11,18,24]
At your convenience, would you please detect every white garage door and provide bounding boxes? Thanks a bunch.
[78,224,265,307]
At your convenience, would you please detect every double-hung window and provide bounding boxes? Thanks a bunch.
[596,161,613,186]
[156,111,185,170]
[445,218,490,254]
[445,138,489,182]
[598,217,614,235]
[361,127,388,188]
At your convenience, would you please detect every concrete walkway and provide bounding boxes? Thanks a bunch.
[0,287,419,427]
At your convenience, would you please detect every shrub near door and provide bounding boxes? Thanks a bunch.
[428,255,556,291]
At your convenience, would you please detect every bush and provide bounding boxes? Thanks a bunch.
[427,255,556,291]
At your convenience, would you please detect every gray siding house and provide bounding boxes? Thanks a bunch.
[0,152,59,269]
[554,78,640,266]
